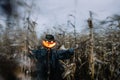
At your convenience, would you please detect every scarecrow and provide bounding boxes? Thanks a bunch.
[29,34,74,80]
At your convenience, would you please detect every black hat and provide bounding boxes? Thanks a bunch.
[45,34,55,41]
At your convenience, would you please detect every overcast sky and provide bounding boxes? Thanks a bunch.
[28,0,120,36]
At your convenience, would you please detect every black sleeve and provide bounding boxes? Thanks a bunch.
[56,48,74,60]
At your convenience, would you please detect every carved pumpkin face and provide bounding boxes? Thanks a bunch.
[42,40,56,48]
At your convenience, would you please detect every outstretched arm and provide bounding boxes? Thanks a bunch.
[56,48,74,60]
[28,49,38,59]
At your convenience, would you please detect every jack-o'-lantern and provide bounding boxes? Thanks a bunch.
[42,40,56,48]
[42,34,56,48]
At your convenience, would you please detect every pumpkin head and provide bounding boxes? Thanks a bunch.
[42,40,56,48]
[42,34,56,48]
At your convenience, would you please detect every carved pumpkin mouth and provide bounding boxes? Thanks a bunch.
[42,40,56,48]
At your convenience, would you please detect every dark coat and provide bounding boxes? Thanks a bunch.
[29,48,74,80]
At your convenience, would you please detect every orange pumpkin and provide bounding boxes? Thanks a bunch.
[42,40,56,48]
